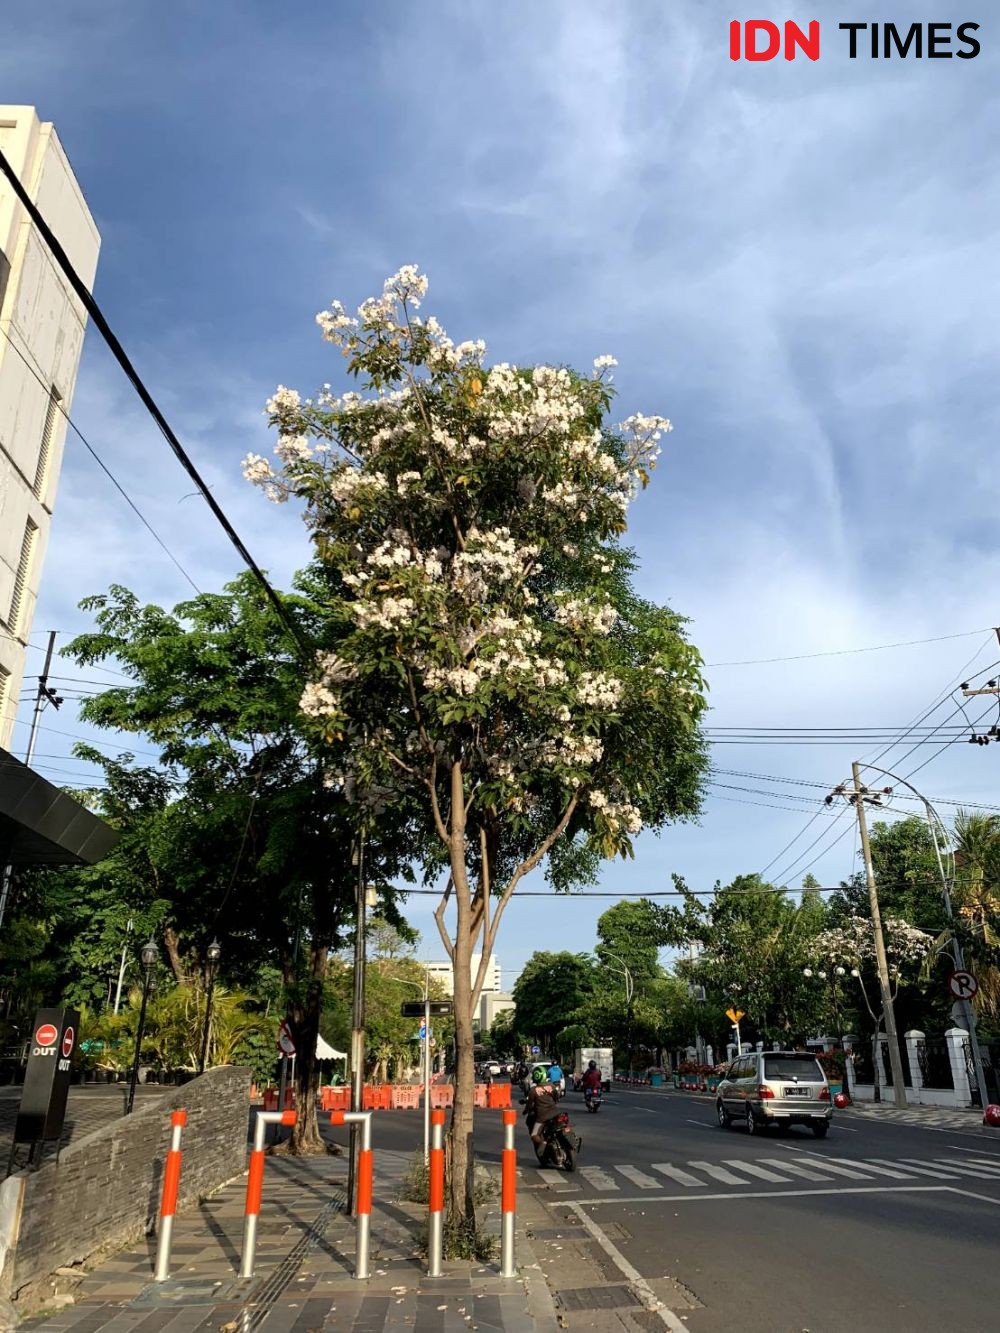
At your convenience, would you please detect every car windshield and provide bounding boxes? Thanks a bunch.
[764,1056,824,1080]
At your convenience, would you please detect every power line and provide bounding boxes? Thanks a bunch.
[0,146,307,657]
[0,321,201,595]
[706,627,994,668]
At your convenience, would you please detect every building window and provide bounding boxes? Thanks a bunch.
[7,518,38,635]
[34,386,62,502]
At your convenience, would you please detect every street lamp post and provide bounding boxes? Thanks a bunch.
[198,939,222,1075]
[126,938,159,1115]
[397,972,432,1163]
[603,951,635,1071]
[803,965,847,1043]
[849,761,987,1108]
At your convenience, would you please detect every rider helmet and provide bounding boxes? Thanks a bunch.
[588,1060,597,1070]
[532,1067,548,1084]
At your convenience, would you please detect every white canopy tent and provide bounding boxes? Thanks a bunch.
[316,1034,348,1061]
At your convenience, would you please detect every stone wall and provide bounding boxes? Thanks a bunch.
[0,1064,250,1299]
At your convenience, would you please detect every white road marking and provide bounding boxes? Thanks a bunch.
[570,1184,947,1207]
[758,1157,834,1181]
[614,1165,661,1189]
[721,1159,791,1183]
[687,1160,746,1185]
[578,1166,619,1192]
[950,1145,1000,1158]
[788,1156,871,1179]
[685,1119,716,1130]
[650,1162,706,1187]
[865,1158,957,1179]
[813,1156,916,1180]
[945,1185,1000,1206]
[563,1202,689,1332]
[930,1158,1000,1179]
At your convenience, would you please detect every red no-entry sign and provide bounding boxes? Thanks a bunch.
[34,1024,58,1049]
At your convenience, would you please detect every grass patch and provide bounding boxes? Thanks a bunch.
[397,1150,498,1208]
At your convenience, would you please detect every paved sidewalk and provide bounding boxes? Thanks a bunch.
[21,1144,558,1333]
[845,1101,989,1132]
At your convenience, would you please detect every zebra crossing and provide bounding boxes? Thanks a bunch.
[524,1151,1000,1195]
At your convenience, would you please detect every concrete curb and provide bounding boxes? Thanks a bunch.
[515,1188,561,1330]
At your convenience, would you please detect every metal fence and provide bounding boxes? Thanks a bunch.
[880,1037,912,1087]
[916,1039,954,1090]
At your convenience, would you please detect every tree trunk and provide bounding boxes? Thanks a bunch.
[162,925,189,986]
[447,761,476,1226]
[450,914,476,1225]
[287,941,329,1154]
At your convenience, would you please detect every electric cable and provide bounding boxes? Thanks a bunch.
[0,146,307,656]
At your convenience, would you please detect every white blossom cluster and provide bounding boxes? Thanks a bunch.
[575,671,624,709]
[552,597,618,636]
[241,452,287,504]
[588,789,642,834]
[812,916,931,970]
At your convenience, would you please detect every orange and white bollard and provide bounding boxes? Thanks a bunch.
[240,1109,296,1279]
[329,1109,373,1279]
[428,1108,445,1277]
[153,1110,187,1281]
[500,1108,517,1277]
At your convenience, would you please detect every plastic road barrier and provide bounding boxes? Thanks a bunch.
[428,1109,445,1277]
[500,1109,517,1277]
[241,1109,296,1279]
[330,1110,374,1279]
[430,1084,454,1109]
[153,1110,187,1282]
[488,1083,512,1109]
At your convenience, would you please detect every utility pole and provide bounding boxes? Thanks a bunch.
[850,762,908,1108]
[348,831,368,1214]
[0,631,62,930]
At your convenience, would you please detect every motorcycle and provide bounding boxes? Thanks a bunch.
[533,1111,581,1171]
[583,1086,603,1114]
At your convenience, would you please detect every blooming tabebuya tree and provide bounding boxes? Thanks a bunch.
[245,266,708,1223]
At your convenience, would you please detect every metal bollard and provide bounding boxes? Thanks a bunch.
[500,1108,517,1277]
[329,1110,373,1279]
[241,1109,296,1279]
[153,1110,187,1281]
[428,1108,445,1277]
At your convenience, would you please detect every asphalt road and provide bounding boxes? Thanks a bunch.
[351,1081,1000,1331]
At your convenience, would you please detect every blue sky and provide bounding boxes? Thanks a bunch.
[6,1,1000,982]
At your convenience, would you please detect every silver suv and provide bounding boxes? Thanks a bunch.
[716,1051,832,1137]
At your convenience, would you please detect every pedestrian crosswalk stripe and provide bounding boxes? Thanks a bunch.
[865,1158,957,1179]
[785,1156,870,1179]
[957,1156,1000,1170]
[722,1160,791,1183]
[931,1158,1000,1179]
[614,1165,661,1189]
[579,1167,620,1191]
[687,1160,746,1185]
[758,1157,833,1181]
[650,1162,706,1187]
[816,1156,914,1180]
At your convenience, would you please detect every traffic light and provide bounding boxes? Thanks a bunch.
[400,1001,454,1018]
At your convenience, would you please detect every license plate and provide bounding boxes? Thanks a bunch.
[784,1087,809,1097]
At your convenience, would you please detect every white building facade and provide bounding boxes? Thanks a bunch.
[0,107,100,747]
[424,953,502,998]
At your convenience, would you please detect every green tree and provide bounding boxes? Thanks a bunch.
[679,875,827,1046]
[245,266,708,1223]
[61,571,414,1151]
[512,952,597,1053]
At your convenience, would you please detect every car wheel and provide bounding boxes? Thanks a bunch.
[717,1100,731,1129]
[812,1121,829,1139]
[746,1105,757,1135]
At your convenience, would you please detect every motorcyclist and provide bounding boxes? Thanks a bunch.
[524,1066,560,1147]
[548,1060,565,1098]
[580,1060,603,1102]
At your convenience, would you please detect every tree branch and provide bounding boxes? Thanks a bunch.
[434,877,455,961]
[427,753,449,846]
